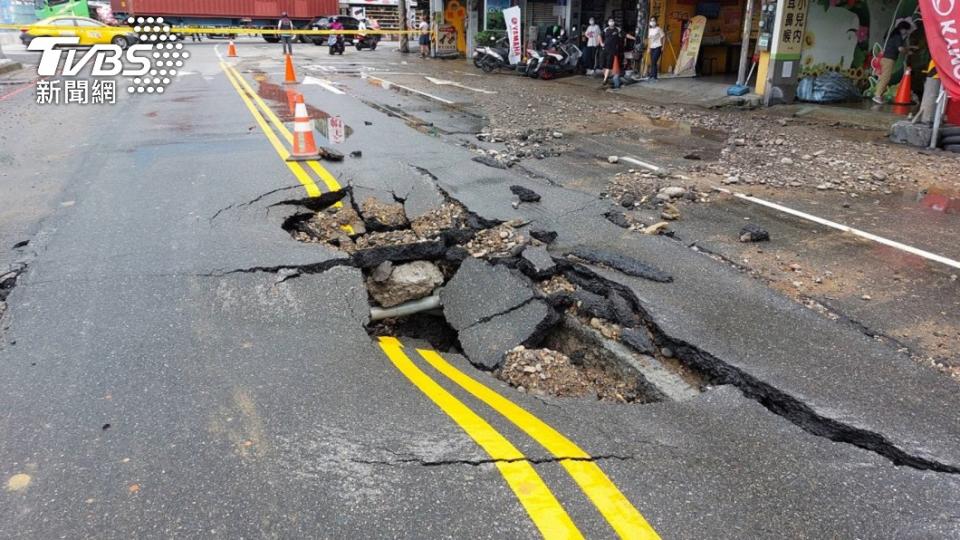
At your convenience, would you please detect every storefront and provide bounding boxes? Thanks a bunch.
[339,0,420,30]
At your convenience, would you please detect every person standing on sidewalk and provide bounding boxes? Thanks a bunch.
[583,18,601,75]
[278,12,295,56]
[873,20,914,103]
[601,19,623,88]
[646,17,664,81]
[418,17,430,58]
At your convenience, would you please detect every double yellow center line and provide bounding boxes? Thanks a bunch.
[220,61,340,198]
[378,337,660,539]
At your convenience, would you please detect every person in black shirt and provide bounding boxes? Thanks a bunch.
[601,19,622,87]
[873,20,915,103]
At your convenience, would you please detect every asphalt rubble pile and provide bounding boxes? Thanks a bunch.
[471,128,574,167]
[450,67,960,196]
[285,191,702,403]
[603,177,707,234]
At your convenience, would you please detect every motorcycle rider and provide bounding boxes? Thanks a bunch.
[328,18,345,53]
[583,18,601,75]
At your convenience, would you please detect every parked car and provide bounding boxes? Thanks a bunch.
[20,15,137,47]
[308,15,359,46]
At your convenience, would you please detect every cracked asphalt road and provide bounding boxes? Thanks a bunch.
[1,39,959,538]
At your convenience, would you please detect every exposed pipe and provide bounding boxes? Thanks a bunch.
[370,294,442,321]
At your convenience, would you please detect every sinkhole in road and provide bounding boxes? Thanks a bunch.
[282,189,705,403]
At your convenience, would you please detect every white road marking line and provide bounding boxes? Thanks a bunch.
[424,76,496,94]
[360,73,455,105]
[714,186,960,271]
[620,156,663,172]
[303,75,345,94]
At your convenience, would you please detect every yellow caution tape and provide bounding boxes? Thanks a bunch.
[0,23,421,36]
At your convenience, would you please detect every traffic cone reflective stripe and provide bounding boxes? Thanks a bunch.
[227,40,238,57]
[892,66,913,105]
[288,95,319,161]
[283,53,298,84]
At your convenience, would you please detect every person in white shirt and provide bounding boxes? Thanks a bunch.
[582,18,601,74]
[418,18,430,58]
[646,17,664,80]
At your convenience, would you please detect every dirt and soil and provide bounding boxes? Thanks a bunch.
[497,345,651,402]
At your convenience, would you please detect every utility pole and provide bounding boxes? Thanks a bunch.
[399,0,409,53]
[635,0,648,42]
[635,0,648,73]
[736,0,755,86]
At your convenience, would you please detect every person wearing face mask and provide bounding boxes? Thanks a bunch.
[601,19,622,87]
[873,20,916,103]
[646,17,664,81]
[583,17,602,74]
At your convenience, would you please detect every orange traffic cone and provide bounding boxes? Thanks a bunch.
[612,54,621,75]
[892,66,913,105]
[286,88,300,115]
[287,95,319,161]
[227,40,238,57]
[283,53,298,85]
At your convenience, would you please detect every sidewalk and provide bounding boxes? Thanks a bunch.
[552,70,908,132]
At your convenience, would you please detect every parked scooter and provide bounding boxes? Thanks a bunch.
[526,34,582,80]
[328,34,345,55]
[355,33,380,50]
[473,36,512,73]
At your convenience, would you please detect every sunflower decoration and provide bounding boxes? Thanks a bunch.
[804,31,815,48]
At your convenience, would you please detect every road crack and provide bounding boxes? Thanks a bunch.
[209,184,305,221]
[349,454,636,468]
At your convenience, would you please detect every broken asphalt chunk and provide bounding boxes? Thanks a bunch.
[518,245,557,279]
[739,223,770,242]
[620,327,655,355]
[352,239,447,268]
[604,210,631,229]
[529,229,558,244]
[510,185,541,203]
[458,300,558,369]
[472,155,508,169]
[567,247,672,283]
[441,257,535,331]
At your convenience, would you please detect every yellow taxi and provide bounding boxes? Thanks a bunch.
[20,16,138,48]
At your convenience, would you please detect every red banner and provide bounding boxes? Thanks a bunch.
[920,0,960,98]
